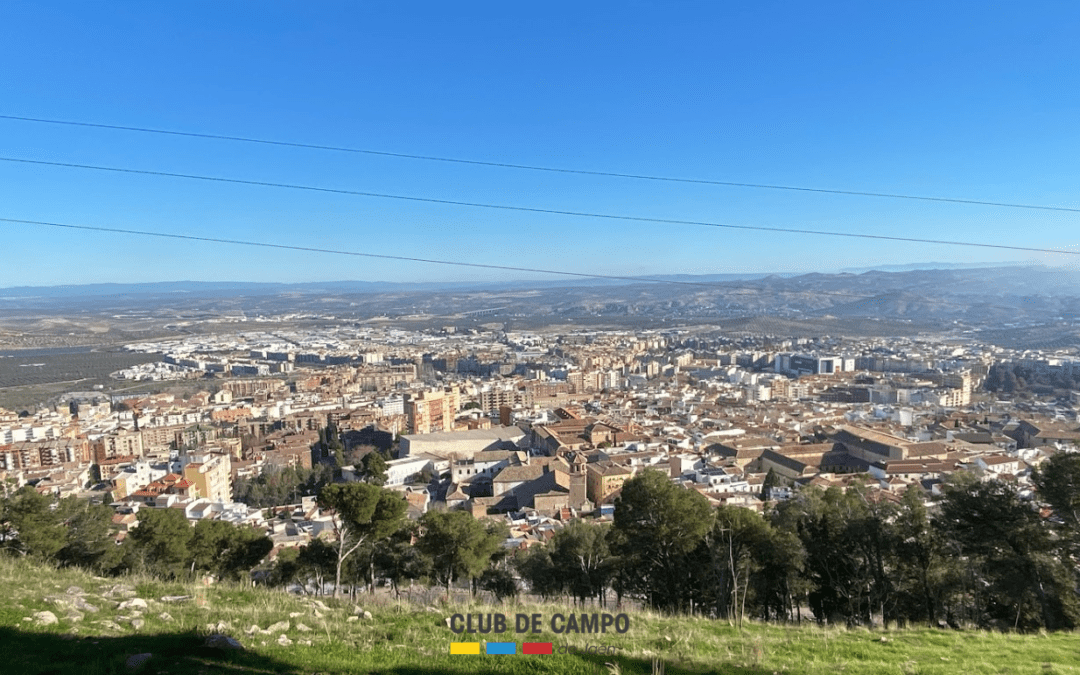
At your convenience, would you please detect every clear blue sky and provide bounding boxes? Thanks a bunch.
[2,1,1079,287]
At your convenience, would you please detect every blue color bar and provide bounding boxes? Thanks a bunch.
[485,642,516,655]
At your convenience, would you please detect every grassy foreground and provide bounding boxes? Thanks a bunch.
[1,556,1078,675]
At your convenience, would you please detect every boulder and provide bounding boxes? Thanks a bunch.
[296,623,311,632]
[265,620,290,633]
[118,598,148,611]
[131,618,145,630]
[158,612,173,622]
[276,634,293,647]
[205,634,243,651]
[31,611,58,626]
[65,586,85,596]
[103,585,137,599]
[74,598,99,613]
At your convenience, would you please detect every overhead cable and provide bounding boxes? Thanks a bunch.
[2,114,1077,213]
[3,156,1078,257]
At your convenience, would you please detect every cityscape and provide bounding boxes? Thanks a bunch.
[3,2,1080,674]
[5,304,1077,520]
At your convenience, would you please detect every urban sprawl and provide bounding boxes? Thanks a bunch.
[3,324,1077,576]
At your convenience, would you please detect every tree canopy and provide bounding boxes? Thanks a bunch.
[609,469,714,612]
[317,482,407,598]
[417,510,505,594]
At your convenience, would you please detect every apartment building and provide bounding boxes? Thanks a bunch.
[405,387,460,434]
[181,451,233,503]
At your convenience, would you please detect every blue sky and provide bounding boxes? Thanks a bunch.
[2,1,1079,287]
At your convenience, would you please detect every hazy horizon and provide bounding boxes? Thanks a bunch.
[0,259,1056,294]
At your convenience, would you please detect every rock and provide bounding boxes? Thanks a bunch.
[288,612,302,618]
[125,653,153,672]
[104,585,136,599]
[205,634,243,651]
[266,620,290,633]
[158,612,173,622]
[444,617,452,628]
[276,634,293,647]
[296,623,311,632]
[73,598,99,613]
[66,612,84,623]
[313,610,324,618]
[425,606,440,613]
[159,595,192,603]
[347,616,358,622]
[45,595,75,606]
[131,618,145,630]
[311,600,329,611]
[31,611,58,626]
[118,598,148,611]
[352,605,364,615]
[298,639,312,646]
[363,611,372,620]
[97,620,123,631]
[243,624,261,635]
[879,637,890,643]
[65,586,85,596]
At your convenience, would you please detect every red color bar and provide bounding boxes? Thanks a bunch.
[523,642,553,655]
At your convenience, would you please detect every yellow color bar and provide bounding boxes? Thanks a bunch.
[450,642,481,655]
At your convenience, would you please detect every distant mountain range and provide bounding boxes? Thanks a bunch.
[2,264,1079,349]
[0,262,1042,298]
[0,273,794,298]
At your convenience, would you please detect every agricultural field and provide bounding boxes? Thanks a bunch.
[0,347,162,410]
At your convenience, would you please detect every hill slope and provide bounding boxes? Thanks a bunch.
[1,556,1078,675]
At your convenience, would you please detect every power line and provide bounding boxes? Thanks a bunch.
[2,113,1078,214]
[0,216,1053,315]
[0,217,714,287]
[4,155,1079,258]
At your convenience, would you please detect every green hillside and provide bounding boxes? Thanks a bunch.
[2,555,1078,675]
